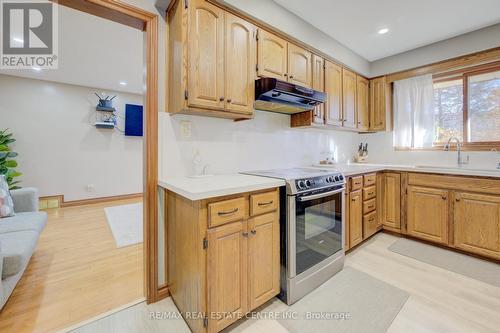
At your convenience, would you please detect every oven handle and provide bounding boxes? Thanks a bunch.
[297,188,344,202]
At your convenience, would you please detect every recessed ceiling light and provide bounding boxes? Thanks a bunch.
[378,28,389,35]
[32,67,42,72]
[119,81,127,86]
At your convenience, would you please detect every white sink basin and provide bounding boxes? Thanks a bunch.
[415,165,500,173]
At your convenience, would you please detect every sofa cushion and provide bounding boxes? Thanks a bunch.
[0,231,38,279]
[0,212,47,234]
[0,176,15,218]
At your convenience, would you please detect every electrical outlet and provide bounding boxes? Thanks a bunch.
[86,184,95,192]
[180,121,192,139]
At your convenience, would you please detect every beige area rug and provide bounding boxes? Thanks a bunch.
[277,267,409,333]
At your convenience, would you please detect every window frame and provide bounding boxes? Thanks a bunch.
[429,62,500,151]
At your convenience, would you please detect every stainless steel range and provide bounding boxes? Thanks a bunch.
[242,168,346,304]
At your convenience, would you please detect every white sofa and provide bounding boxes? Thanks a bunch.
[0,188,47,309]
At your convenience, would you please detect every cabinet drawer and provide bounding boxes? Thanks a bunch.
[351,176,363,191]
[364,173,376,187]
[250,191,278,216]
[208,197,246,228]
[363,210,380,238]
[363,198,376,214]
[363,186,376,200]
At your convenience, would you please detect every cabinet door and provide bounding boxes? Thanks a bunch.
[248,212,280,310]
[342,68,357,129]
[225,13,256,114]
[407,186,449,245]
[381,173,401,230]
[349,190,363,247]
[311,54,325,124]
[207,221,248,332]
[454,192,500,259]
[257,29,287,80]
[369,77,387,131]
[287,43,312,87]
[356,75,369,131]
[188,0,225,110]
[324,60,343,126]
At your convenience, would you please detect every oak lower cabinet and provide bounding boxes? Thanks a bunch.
[346,173,381,250]
[349,190,363,248]
[167,188,280,333]
[454,192,500,260]
[168,0,255,119]
[407,186,449,245]
[380,172,401,231]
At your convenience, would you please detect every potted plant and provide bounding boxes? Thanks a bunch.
[0,129,22,190]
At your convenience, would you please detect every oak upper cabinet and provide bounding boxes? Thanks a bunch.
[208,221,248,332]
[247,212,280,310]
[324,60,343,126]
[369,76,389,131]
[342,68,357,129]
[167,0,255,119]
[257,29,287,80]
[311,54,325,124]
[454,192,500,260]
[187,0,225,110]
[287,43,312,87]
[407,186,449,245]
[380,173,401,230]
[356,75,369,131]
[349,190,363,248]
[225,13,256,114]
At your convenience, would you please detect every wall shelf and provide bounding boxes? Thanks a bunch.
[94,122,115,129]
[96,106,116,112]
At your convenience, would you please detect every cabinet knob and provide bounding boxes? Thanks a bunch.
[251,230,257,235]
[289,75,294,79]
[242,232,249,237]
[284,73,288,77]
[219,96,225,101]
[227,99,232,103]
[456,197,461,202]
[442,195,447,200]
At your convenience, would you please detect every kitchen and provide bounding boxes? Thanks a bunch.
[158,1,500,333]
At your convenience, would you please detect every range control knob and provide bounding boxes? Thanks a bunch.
[297,180,305,189]
[305,180,312,188]
[339,175,344,181]
[334,175,339,182]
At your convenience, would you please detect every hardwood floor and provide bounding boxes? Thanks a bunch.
[0,198,144,333]
[72,232,500,333]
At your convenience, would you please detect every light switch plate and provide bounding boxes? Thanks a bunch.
[180,121,192,139]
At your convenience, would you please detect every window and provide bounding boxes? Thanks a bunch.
[432,65,500,148]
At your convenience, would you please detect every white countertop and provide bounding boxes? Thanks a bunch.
[158,174,285,201]
[312,163,500,178]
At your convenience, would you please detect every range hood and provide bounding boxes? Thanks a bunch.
[254,78,326,114]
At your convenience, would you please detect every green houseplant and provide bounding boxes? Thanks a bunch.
[0,129,22,190]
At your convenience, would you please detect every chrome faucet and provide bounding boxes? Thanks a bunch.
[444,137,469,165]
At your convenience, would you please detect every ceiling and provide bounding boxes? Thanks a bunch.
[0,5,143,95]
[273,0,500,61]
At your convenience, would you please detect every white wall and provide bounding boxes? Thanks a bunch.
[370,24,500,77]
[0,75,143,201]
[359,132,499,169]
[160,111,361,178]
[218,0,371,77]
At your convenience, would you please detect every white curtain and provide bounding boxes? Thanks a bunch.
[393,74,435,148]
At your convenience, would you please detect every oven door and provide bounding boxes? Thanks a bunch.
[288,187,344,278]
